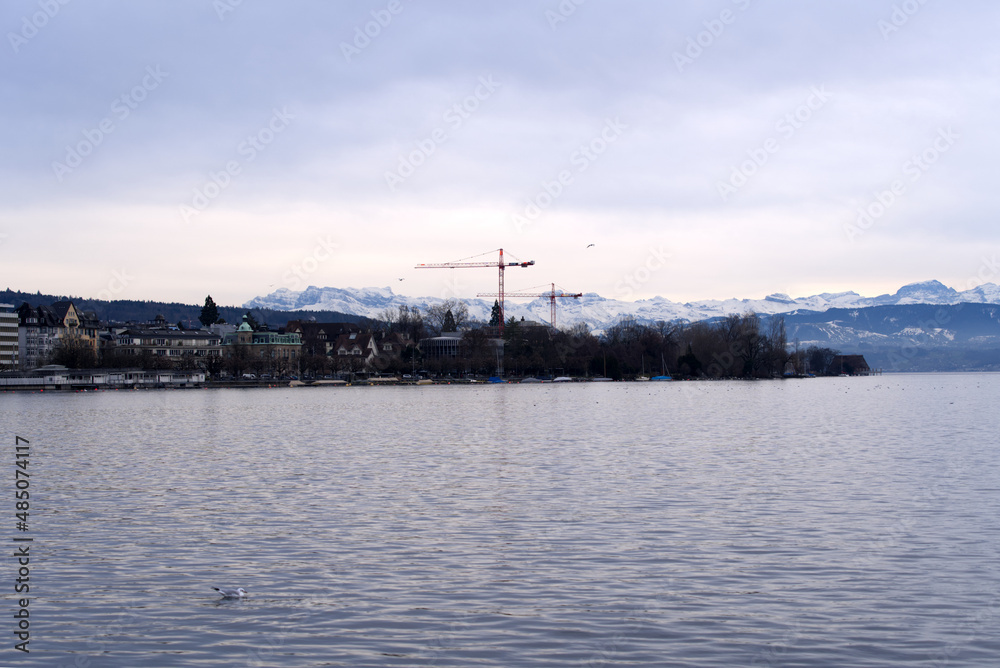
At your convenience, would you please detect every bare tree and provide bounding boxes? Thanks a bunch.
[51,336,97,368]
[425,299,470,335]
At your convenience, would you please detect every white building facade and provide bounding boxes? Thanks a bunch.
[0,304,18,370]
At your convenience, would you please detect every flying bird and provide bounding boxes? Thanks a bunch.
[398,278,405,281]
[213,587,248,598]
[586,244,595,248]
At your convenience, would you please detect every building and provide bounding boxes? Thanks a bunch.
[16,301,100,370]
[0,365,206,390]
[333,331,378,361]
[115,326,223,364]
[0,304,18,370]
[222,316,302,376]
[286,321,362,357]
[332,330,411,373]
[17,303,62,369]
[828,354,873,376]
[50,301,100,356]
[418,332,463,360]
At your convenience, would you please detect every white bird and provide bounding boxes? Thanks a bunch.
[213,587,248,598]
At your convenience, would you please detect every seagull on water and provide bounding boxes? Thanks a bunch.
[213,587,248,598]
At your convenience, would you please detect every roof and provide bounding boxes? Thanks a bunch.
[286,321,361,338]
[17,304,61,327]
[118,328,221,341]
[829,354,871,374]
[49,301,75,321]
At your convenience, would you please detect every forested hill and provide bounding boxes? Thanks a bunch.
[0,289,369,328]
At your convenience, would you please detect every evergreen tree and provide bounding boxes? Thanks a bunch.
[199,295,220,327]
[245,311,259,331]
[676,343,702,378]
[443,309,456,332]
[489,300,500,327]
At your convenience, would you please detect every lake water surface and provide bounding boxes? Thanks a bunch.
[3,374,999,666]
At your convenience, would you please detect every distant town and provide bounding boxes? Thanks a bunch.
[0,291,878,391]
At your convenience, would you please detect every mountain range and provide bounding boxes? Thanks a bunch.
[245,280,1000,332]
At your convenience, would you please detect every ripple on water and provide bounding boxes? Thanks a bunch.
[4,376,1000,666]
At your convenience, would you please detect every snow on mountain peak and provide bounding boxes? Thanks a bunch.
[244,281,1000,331]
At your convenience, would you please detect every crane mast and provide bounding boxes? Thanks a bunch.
[477,283,582,329]
[415,248,534,335]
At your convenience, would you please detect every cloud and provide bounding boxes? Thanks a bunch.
[1,0,998,305]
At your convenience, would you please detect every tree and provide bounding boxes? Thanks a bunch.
[806,346,839,375]
[51,336,96,369]
[734,311,764,377]
[676,343,702,377]
[442,309,456,332]
[762,316,788,376]
[489,300,500,327]
[425,300,469,335]
[199,295,220,328]
[377,305,426,340]
[244,311,259,331]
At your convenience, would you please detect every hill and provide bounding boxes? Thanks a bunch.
[0,289,370,328]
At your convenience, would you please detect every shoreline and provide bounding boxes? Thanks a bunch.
[0,374,893,393]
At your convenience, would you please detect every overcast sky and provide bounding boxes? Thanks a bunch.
[2,0,998,308]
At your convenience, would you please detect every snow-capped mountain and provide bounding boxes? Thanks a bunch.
[244,280,1000,332]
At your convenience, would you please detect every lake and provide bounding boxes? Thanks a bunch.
[3,373,999,666]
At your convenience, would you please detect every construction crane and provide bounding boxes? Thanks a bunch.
[478,283,582,329]
[415,248,534,335]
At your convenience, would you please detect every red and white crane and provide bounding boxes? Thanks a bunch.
[415,248,534,335]
[478,283,582,329]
